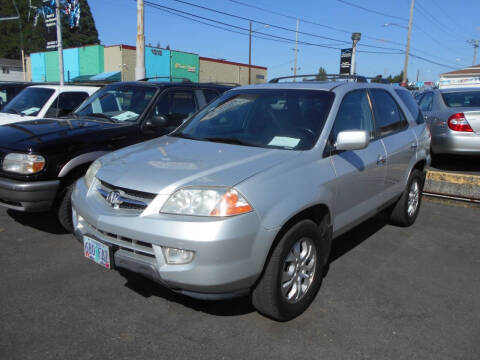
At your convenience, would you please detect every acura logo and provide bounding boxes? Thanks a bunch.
[106,190,123,208]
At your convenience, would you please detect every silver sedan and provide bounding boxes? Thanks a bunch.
[418,88,480,156]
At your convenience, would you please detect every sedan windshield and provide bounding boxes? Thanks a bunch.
[74,85,157,122]
[172,90,335,150]
[442,91,480,108]
[2,87,54,116]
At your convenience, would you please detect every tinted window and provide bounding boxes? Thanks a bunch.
[2,87,54,116]
[331,90,374,141]
[395,89,424,125]
[153,90,197,127]
[47,92,89,117]
[370,89,407,137]
[203,89,220,103]
[418,92,433,112]
[75,85,156,122]
[442,91,480,108]
[174,90,335,151]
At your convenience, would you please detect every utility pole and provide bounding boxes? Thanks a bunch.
[293,18,299,81]
[403,0,415,84]
[416,68,420,82]
[55,0,64,85]
[350,32,361,75]
[135,0,146,80]
[248,21,252,85]
[467,40,479,65]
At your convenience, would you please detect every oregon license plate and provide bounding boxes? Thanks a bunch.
[84,236,112,269]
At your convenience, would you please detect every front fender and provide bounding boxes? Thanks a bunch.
[58,151,109,178]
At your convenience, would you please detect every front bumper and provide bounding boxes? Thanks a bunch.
[0,177,60,212]
[72,179,277,299]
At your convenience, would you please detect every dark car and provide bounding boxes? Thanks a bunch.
[0,82,36,111]
[0,80,233,230]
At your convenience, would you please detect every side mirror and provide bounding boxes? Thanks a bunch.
[146,115,168,128]
[335,130,369,151]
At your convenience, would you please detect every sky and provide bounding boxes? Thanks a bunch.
[89,0,480,82]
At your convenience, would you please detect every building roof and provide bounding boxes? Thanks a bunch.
[0,58,22,68]
[441,65,480,78]
[199,57,267,70]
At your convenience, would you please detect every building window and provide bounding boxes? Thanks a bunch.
[2,67,9,74]
[256,74,264,79]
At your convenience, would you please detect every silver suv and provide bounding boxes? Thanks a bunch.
[72,79,431,321]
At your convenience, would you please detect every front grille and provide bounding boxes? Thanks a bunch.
[97,180,156,211]
[89,223,156,259]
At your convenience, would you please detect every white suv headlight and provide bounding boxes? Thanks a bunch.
[2,153,46,174]
[84,159,102,189]
[161,187,253,217]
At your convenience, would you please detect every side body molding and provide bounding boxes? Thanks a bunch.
[58,151,109,178]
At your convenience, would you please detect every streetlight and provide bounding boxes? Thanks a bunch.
[383,23,408,30]
[249,22,269,84]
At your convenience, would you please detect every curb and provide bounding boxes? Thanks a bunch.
[424,170,480,200]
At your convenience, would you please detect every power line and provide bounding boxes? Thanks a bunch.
[427,0,476,39]
[224,0,465,67]
[335,0,408,21]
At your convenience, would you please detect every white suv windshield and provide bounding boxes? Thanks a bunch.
[2,87,54,116]
[74,85,157,122]
[172,90,335,150]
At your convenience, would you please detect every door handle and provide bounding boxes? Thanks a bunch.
[411,144,418,151]
[376,155,386,166]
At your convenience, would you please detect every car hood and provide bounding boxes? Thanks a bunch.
[97,136,302,195]
[0,118,115,150]
[0,112,36,125]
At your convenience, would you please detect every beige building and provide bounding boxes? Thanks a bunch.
[439,64,480,88]
[199,57,267,85]
[104,44,136,81]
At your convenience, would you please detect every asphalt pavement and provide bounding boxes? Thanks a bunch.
[0,199,479,360]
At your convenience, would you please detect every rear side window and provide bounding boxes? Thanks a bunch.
[203,89,220,103]
[442,91,480,107]
[394,89,424,125]
[418,92,433,112]
[369,89,408,137]
[331,89,375,141]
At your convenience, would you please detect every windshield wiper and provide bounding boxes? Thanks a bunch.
[84,113,116,122]
[5,108,20,115]
[203,137,262,147]
[170,132,202,141]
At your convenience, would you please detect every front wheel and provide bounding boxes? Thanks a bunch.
[252,218,330,321]
[388,169,424,227]
[57,183,74,233]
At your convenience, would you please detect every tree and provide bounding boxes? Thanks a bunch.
[0,0,99,59]
[371,75,384,83]
[316,66,327,81]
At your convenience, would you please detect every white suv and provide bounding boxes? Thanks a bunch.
[0,84,99,125]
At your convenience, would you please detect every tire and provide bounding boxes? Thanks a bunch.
[57,183,74,233]
[388,169,424,227]
[252,218,330,321]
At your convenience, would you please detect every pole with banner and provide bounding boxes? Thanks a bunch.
[339,48,352,75]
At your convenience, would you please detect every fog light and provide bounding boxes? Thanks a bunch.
[162,247,195,264]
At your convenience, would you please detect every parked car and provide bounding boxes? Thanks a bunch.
[0,82,36,111]
[417,88,480,158]
[71,77,431,321]
[0,80,233,231]
[0,84,99,125]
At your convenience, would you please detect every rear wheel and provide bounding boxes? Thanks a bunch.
[389,169,424,227]
[252,218,330,321]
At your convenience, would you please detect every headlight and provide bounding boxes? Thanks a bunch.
[161,187,253,216]
[2,153,45,174]
[84,160,102,188]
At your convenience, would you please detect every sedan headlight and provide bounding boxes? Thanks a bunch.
[161,187,253,216]
[2,153,46,174]
[84,159,102,189]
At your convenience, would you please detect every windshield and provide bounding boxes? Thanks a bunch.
[74,85,157,122]
[442,91,480,108]
[2,87,54,116]
[172,89,335,150]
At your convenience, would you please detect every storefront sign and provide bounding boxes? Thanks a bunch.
[175,63,197,73]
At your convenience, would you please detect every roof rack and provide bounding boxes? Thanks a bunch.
[139,76,192,83]
[269,74,368,83]
[201,81,240,87]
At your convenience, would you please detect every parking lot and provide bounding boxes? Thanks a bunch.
[1,198,479,360]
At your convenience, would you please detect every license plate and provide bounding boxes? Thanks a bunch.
[84,236,112,269]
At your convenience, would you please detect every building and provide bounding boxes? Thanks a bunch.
[0,58,24,82]
[199,57,267,85]
[25,44,267,84]
[439,64,480,88]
